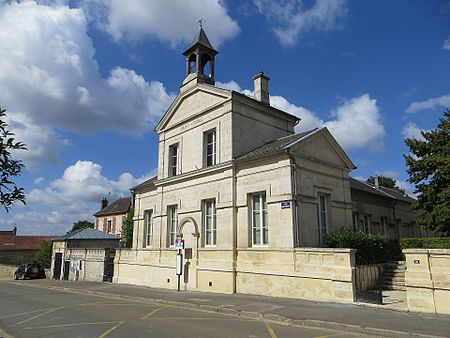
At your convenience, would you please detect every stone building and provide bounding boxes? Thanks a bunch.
[51,228,120,282]
[94,197,131,237]
[113,27,359,303]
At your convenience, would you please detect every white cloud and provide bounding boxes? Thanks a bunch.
[395,180,415,197]
[253,0,347,46]
[6,112,69,169]
[444,36,450,51]
[0,1,174,136]
[405,94,450,113]
[401,122,426,141]
[217,81,384,151]
[7,160,155,234]
[34,177,45,185]
[80,0,239,47]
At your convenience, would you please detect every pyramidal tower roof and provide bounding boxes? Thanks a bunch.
[183,24,218,56]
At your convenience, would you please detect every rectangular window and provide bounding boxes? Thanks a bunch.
[203,199,216,246]
[145,210,153,247]
[169,143,179,176]
[204,129,216,167]
[318,194,328,245]
[381,217,387,236]
[364,215,371,234]
[352,213,358,231]
[107,220,112,233]
[168,205,178,247]
[252,193,267,246]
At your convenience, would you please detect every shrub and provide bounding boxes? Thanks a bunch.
[324,228,389,265]
[400,237,450,249]
[35,239,52,268]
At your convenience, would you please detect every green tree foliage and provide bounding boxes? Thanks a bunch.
[0,108,26,211]
[121,208,134,247]
[71,220,94,232]
[366,175,400,190]
[404,109,450,236]
[35,239,52,268]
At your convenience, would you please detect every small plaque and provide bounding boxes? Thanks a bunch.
[414,259,420,264]
[175,239,184,249]
[281,201,291,209]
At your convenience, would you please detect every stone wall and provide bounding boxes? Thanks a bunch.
[0,250,37,266]
[403,249,450,315]
[355,264,383,291]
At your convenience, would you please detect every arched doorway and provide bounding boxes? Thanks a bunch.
[178,217,199,290]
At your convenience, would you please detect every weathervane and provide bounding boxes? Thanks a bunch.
[198,18,204,29]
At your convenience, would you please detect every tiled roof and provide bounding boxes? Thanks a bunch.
[94,197,131,217]
[0,235,50,251]
[131,175,158,192]
[349,177,416,203]
[236,129,317,161]
[55,228,120,241]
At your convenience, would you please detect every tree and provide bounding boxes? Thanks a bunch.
[71,220,94,232]
[404,109,450,236]
[121,208,134,247]
[0,108,26,211]
[35,239,52,268]
[367,175,398,189]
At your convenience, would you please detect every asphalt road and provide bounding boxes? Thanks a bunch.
[0,281,377,338]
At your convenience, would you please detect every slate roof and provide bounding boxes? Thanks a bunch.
[349,177,416,203]
[54,228,120,241]
[0,235,50,251]
[236,129,317,162]
[94,197,131,217]
[183,27,218,55]
[131,176,157,192]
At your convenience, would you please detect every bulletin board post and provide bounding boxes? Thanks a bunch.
[175,239,184,292]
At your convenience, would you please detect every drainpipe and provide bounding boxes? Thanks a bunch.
[392,201,399,239]
[288,152,300,247]
[232,160,237,293]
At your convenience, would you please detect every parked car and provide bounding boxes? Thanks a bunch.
[14,262,46,280]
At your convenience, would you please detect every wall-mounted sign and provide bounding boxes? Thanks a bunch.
[281,201,291,209]
[175,239,184,249]
[414,259,420,264]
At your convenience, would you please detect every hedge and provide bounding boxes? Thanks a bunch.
[400,237,450,249]
[324,228,391,265]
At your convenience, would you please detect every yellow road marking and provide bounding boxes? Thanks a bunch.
[12,307,63,327]
[315,333,348,338]
[98,321,125,338]
[24,321,120,330]
[264,321,278,338]
[146,317,254,321]
[0,307,60,319]
[141,306,167,320]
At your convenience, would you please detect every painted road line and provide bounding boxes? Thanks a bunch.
[264,321,278,338]
[24,321,120,330]
[11,307,63,327]
[98,321,125,338]
[141,306,168,320]
[315,333,351,338]
[0,307,61,320]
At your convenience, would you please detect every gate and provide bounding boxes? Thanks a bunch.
[103,249,115,282]
[63,260,70,280]
[53,253,62,279]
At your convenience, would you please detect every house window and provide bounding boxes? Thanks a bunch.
[364,215,371,234]
[318,194,329,245]
[145,210,153,247]
[168,205,178,247]
[203,199,216,246]
[381,217,387,236]
[352,213,358,231]
[169,143,179,176]
[107,220,112,233]
[251,193,267,246]
[204,129,216,167]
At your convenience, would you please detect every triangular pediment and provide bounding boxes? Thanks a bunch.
[155,85,231,133]
[289,128,356,170]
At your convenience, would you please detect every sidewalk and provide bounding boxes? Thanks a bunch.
[24,279,450,338]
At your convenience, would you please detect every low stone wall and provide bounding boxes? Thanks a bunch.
[355,264,384,291]
[0,264,16,279]
[403,249,450,315]
[0,250,37,266]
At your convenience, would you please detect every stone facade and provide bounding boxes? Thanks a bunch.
[403,249,450,315]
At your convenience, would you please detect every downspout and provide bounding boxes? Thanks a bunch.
[232,160,237,293]
[288,151,300,247]
[392,201,399,239]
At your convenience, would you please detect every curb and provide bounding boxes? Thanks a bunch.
[7,282,447,338]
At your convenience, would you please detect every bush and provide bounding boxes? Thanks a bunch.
[400,237,450,249]
[35,239,52,268]
[324,228,389,265]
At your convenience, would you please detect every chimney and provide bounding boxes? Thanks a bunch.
[101,197,108,210]
[12,226,17,235]
[374,176,380,189]
[253,71,270,105]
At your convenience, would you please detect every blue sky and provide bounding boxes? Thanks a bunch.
[0,0,449,235]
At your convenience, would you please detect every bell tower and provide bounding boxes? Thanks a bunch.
[181,21,218,89]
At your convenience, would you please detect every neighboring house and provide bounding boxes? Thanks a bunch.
[0,227,50,265]
[93,197,131,237]
[51,228,120,282]
[114,27,359,299]
[350,177,424,239]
